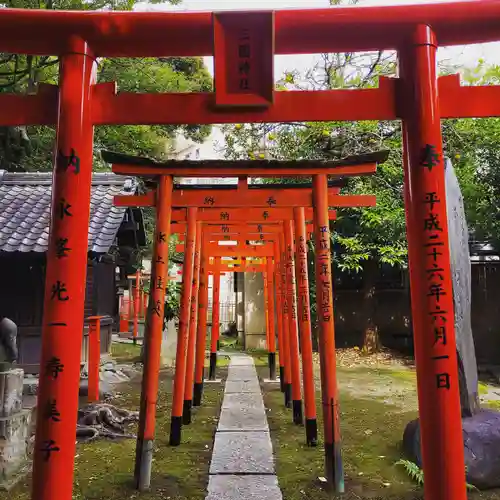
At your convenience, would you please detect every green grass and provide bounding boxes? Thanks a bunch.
[258,364,500,500]
[111,342,143,364]
[204,353,231,367]
[6,367,226,500]
[261,381,420,499]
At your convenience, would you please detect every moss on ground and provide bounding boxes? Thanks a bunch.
[111,341,143,363]
[6,364,226,500]
[259,363,500,500]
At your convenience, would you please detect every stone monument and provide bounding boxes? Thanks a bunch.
[403,159,500,489]
[0,317,31,490]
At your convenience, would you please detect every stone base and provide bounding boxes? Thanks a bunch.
[263,378,280,384]
[0,461,31,491]
[0,409,31,489]
[205,379,222,384]
[403,410,500,489]
[0,369,24,417]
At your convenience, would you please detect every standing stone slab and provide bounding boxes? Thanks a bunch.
[444,158,480,416]
[218,405,269,432]
[225,379,260,394]
[206,475,282,500]
[0,369,23,418]
[209,431,275,474]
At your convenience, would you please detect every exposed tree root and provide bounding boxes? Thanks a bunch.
[76,403,139,442]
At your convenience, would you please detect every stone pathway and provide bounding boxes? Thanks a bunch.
[206,353,282,500]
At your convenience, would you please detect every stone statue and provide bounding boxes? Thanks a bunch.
[0,317,18,369]
[403,158,500,490]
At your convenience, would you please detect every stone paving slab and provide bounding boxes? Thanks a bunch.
[209,431,275,474]
[229,357,255,366]
[222,392,265,411]
[218,406,268,432]
[225,379,261,394]
[227,367,258,381]
[206,475,282,500]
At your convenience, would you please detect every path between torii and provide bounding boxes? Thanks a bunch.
[206,353,282,500]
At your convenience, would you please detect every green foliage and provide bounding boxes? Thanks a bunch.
[164,279,181,324]
[395,459,478,491]
[395,459,424,485]
[0,1,212,173]
[224,55,500,275]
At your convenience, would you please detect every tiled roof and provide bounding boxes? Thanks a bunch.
[0,171,137,254]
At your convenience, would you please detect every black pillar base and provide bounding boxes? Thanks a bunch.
[284,383,292,408]
[324,442,345,493]
[182,399,192,425]
[268,352,276,380]
[169,416,182,446]
[305,418,318,447]
[279,366,285,392]
[292,399,303,425]
[193,382,203,407]
[209,352,217,380]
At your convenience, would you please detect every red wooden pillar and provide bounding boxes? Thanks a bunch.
[133,270,140,343]
[143,291,149,319]
[134,175,172,490]
[400,25,467,500]
[274,240,285,391]
[119,297,129,334]
[194,239,209,403]
[31,36,95,500]
[313,174,344,492]
[294,207,318,446]
[263,268,270,351]
[183,222,201,424]
[279,232,292,408]
[128,279,134,320]
[266,256,277,380]
[87,316,103,403]
[170,207,197,446]
[284,220,303,425]
[209,256,221,380]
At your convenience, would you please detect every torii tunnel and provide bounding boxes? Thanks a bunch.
[2,1,500,499]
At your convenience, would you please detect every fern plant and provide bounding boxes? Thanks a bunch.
[395,459,478,491]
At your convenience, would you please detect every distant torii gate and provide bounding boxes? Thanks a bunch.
[116,178,363,449]
[1,3,489,498]
[112,158,378,488]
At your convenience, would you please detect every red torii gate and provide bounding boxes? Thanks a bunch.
[112,160,374,490]
[1,2,495,499]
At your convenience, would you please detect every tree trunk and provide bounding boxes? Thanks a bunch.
[361,259,381,354]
